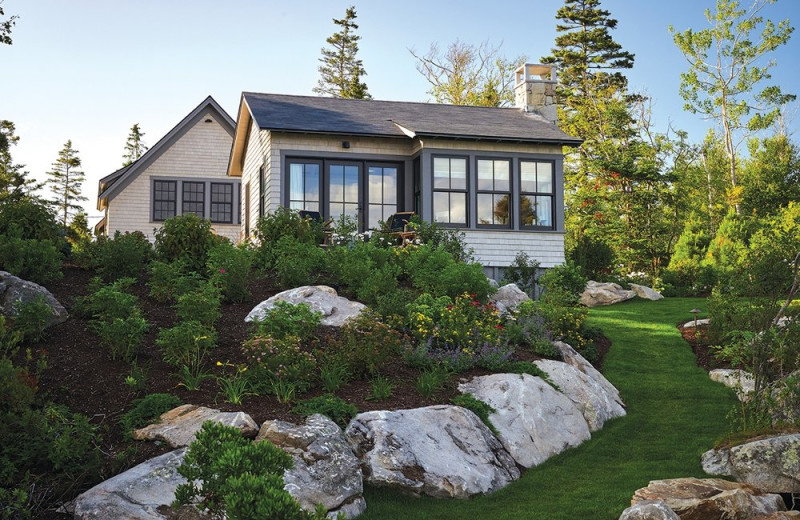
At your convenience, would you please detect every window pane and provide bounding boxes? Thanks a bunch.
[477,193,493,225]
[383,168,397,203]
[521,162,537,193]
[450,192,466,224]
[290,164,304,202]
[305,164,320,201]
[211,183,233,223]
[521,195,535,226]
[494,194,510,225]
[433,191,450,222]
[433,157,450,189]
[369,167,382,203]
[153,180,176,221]
[495,161,510,192]
[537,163,553,193]
[329,165,343,203]
[343,203,358,221]
[182,182,204,217]
[369,205,382,229]
[450,158,467,190]
[536,195,552,227]
[344,165,359,203]
[330,202,344,223]
[477,160,493,191]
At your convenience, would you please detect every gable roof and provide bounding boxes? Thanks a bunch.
[241,92,581,144]
[97,95,235,210]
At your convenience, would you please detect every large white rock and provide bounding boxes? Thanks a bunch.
[681,318,711,329]
[709,369,755,401]
[534,359,626,431]
[629,283,664,301]
[458,373,591,468]
[631,477,787,520]
[132,404,258,448]
[619,501,680,520]
[0,270,68,328]
[553,341,626,412]
[345,405,519,498]
[257,414,366,519]
[701,433,800,494]
[580,281,636,307]
[73,448,187,520]
[491,283,530,314]
[246,285,366,327]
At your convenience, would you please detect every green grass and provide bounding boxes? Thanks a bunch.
[359,298,738,520]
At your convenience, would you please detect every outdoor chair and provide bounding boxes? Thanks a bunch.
[386,211,416,245]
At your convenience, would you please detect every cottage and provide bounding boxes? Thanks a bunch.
[96,96,241,242]
[228,64,579,277]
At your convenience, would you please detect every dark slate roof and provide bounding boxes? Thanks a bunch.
[242,93,581,145]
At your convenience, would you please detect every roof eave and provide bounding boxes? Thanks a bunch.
[415,131,583,146]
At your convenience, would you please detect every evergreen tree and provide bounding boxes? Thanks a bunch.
[313,6,371,99]
[67,211,92,249]
[0,120,41,201]
[122,123,148,166]
[45,140,87,230]
[670,0,795,211]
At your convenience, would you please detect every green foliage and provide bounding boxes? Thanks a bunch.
[0,315,22,358]
[570,236,615,281]
[79,278,148,362]
[156,320,217,367]
[216,364,251,405]
[0,234,63,284]
[367,373,393,401]
[253,208,324,268]
[314,6,370,99]
[740,135,800,217]
[154,214,221,271]
[318,357,351,392]
[251,301,322,341]
[207,241,252,303]
[175,421,320,519]
[330,312,406,378]
[502,252,540,295]
[175,282,221,328]
[95,231,153,281]
[406,245,491,300]
[451,393,498,435]
[0,196,62,244]
[45,140,87,230]
[11,296,52,343]
[501,308,558,358]
[94,311,148,362]
[328,239,399,305]
[147,260,192,303]
[120,393,182,435]
[415,366,451,399]
[292,394,358,429]
[242,334,317,393]
[408,292,503,353]
[272,236,328,289]
[122,123,147,167]
[702,209,755,280]
[539,262,587,306]
[500,360,559,389]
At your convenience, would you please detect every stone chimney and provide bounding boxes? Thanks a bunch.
[513,63,558,126]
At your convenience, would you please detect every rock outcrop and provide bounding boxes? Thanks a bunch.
[491,283,530,314]
[132,405,258,448]
[709,369,755,401]
[345,405,519,498]
[629,283,664,301]
[458,373,591,468]
[246,285,365,327]
[580,281,636,307]
[619,501,680,520]
[73,448,187,520]
[701,433,800,494]
[534,358,626,431]
[0,270,68,328]
[553,341,626,414]
[631,477,787,520]
[257,414,365,518]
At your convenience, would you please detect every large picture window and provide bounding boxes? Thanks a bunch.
[432,156,467,226]
[520,160,554,229]
[182,181,205,217]
[288,161,321,212]
[153,180,177,221]
[211,183,234,223]
[477,158,511,227]
[367,165,397,229]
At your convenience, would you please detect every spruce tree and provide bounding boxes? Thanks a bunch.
[313,6,371,99]
[122,123,148,166]
[0,120,41,201]
[46,140,87,230]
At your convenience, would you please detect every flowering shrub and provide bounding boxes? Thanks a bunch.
[207,241,252,303]
[241,334,317,392]
[251,301,322,341]
[330,312,407,378]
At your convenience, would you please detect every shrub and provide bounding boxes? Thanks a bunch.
[405,245,491,300]
[318,357,351,392]
[120,393,182,435]
[502,252,540,296]
[451,393,498,435]
[0,315,23,358]
[539,262,587,306]
[570,235,615,280]
[156,320,217,367]
[328,240,400,305]
[241,334,317,393]
[408,293,503,355]
[0,197,62,244]
[95,231,153,281]
[154,214,221,271]
[0,235,63,284]
[331,312,406,378]
[94,310,149,362]
[251,301,322,341]
[207,241,253,303]
[272,236,328,289]
[75,277,138,321]
[175,421,322,520]
[148,260,189,303]
[12,295,53,343]
[175,282,221,328]
[253,208,325,269]
[415,366,451,398]
[407,216,473,263]
[502,305,558,358]
[292,394,358,429]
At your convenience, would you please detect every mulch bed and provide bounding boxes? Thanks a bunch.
[677,322,730,371]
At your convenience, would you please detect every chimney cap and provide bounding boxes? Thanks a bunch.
[515,63,556,86]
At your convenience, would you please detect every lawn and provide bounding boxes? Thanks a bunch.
[359,297,738,520]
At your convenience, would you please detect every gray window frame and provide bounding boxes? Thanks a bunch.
[475,157,512,229]
[519,159,556,230]
[210,182,234,224]
[181,181,205,218]
[153,180,177,221]
[431,154,469,228]
[151,177,240,225]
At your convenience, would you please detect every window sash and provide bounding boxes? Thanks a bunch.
[432,156,468,226]
[182,181,205,218]
[288,161,321,212]
[153,180,176,221]
[211,182,233,223]
[477,159,511,227]
[520,160,555,229]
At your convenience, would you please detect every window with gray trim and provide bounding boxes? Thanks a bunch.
[288,161,321,213]
[476,158,511,227]
[432,156,467,226]
[520,160,554,229]
[211,182,233,223]
[182,181,205,217]
[153,180,177,221]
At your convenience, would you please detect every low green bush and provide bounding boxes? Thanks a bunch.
[502,252,540,296]
[291,394,358,429]
[154,214,221,271]
[253,208,325,269]
[331,312,406,378]
[147,260,188,303]
[272,236,328,289]
[0,235,63,284]
[156,320,217,367]
[12,295,52,343]
[251,301,322,341]
[120,393,182,435]
[94,311,149,362]
[241,334,317,393]
[207,241,253,303]
[175,282,221,328]
[405,245,491,300]
[95,231,153,281]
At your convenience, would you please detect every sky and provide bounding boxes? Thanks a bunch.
[2,0,800,226]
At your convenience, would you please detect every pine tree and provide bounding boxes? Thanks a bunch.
[122,123,148,166]
[46,140,87,230]
[0,120,41,201]
[313,6,371,99]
